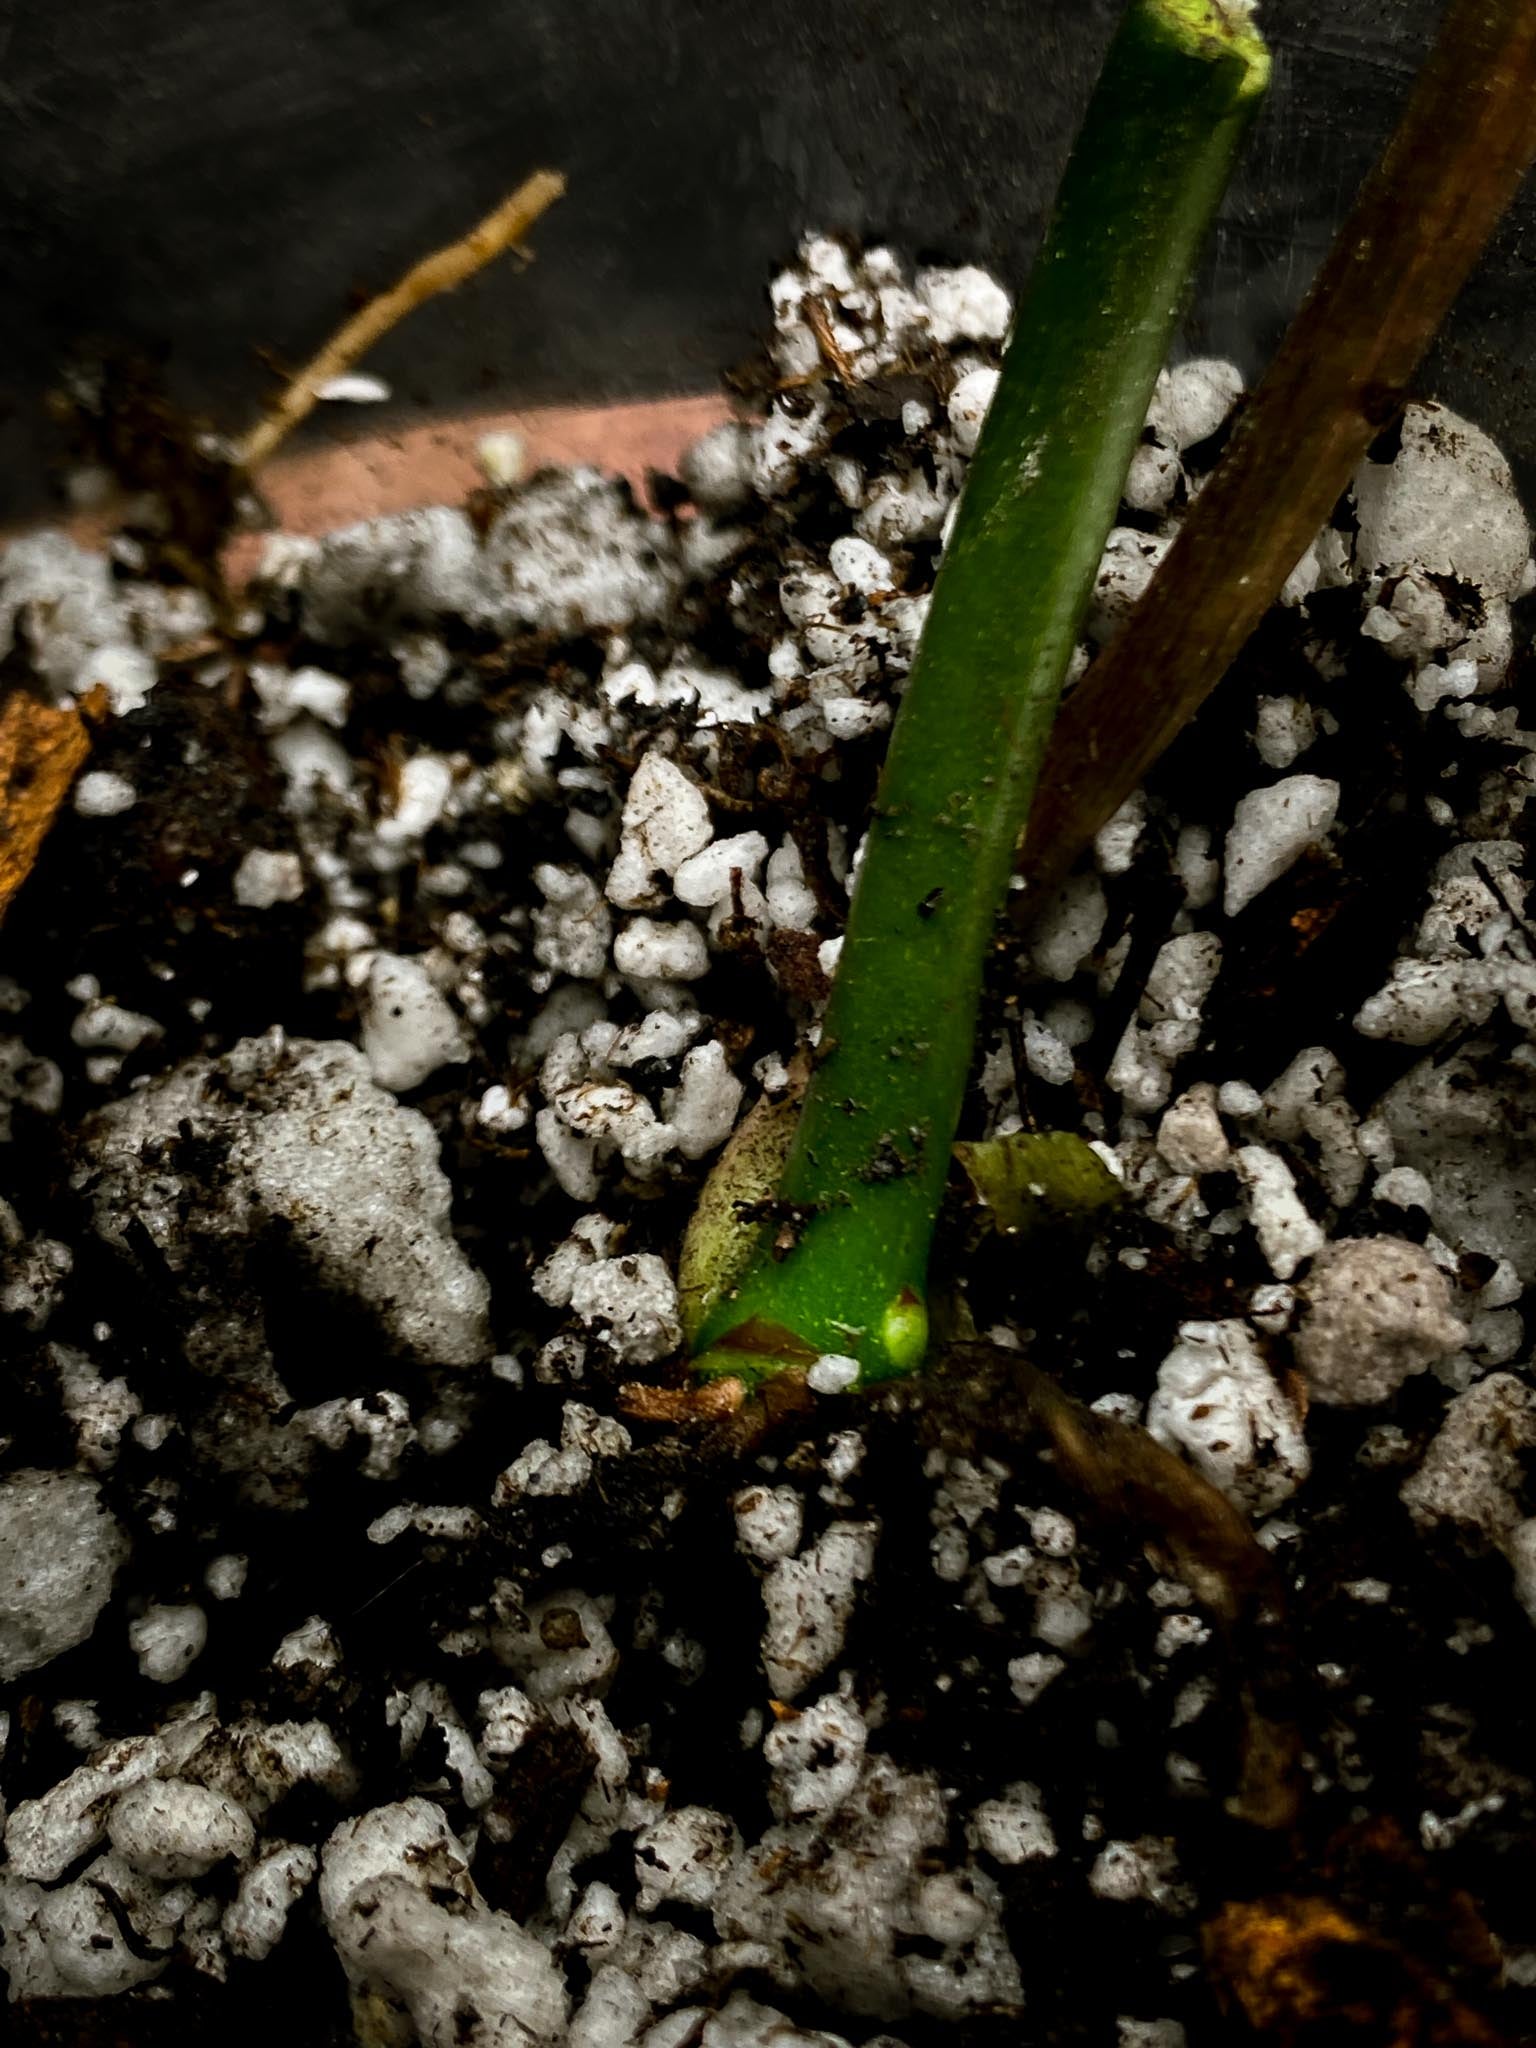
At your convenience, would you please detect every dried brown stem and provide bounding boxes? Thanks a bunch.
[236,169,566,473]
[908,1342,1302,1830]
[1020,0,1536,904]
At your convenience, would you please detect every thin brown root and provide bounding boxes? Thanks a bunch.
[803,297,856,383]
[236,169,567,474]
[617,1378,747,1426]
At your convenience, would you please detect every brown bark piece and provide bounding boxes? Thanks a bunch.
[1205,1894,1505,2045]
[0,691,89,924]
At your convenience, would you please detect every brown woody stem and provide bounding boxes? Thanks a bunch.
[1020,0,1536,905]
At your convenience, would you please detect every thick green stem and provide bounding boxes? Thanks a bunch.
[693,0,1269,1385]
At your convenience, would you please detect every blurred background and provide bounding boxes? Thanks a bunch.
[2,0,1529,519]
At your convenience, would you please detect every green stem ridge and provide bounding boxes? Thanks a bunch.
[693,0,1268,1385]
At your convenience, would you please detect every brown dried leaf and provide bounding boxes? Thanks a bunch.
[0,691,89,924]
[1205,1894,1505,2046]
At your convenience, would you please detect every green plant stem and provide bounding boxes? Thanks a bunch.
[691,0,1269,1386]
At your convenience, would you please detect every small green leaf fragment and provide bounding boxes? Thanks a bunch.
[954,1132,1123,1236]
[880,1288,930,1374]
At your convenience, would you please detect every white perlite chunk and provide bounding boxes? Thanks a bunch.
[476,429,527,488]
[1095,790,1147,875]
[1009,1651,1066,1706]
[1123,441,1182,516]
[967,1782,1057,1865]
[1119,2023,1187,2048]
[1107,932,1223,1114]
[764,839,819,932]
[0,531,156,710]
[320,1798,568,2048]
[1147,1319,1310,1516]
[674,831,770,909]
[759,1522,879,1700]
[73,769,137,817]
[1254,695,1317,771]
[733,1485,804,1565]
[361,952,470,1091]
[1351,402,1531,600]
[472,467,680,638]
[80,1035,492,1388]
[1293,1237,1464,1407]
[915,263,1012,344]
[3,1711,221,1884]
[1223,775,1339,916]
[569,1965,651,2048]
[807,1353,860,1395]
[614,917,711,982]
[764,1691,869,1821]
[947,365,1000,455]
[532,865,614,981]
[680,420,755,513]
[606,752,713,909]
[491,1590,619,1703]
[223,1842,319,1961]
[1157,1083,1231,1175]
[1028,871,1108,982]
[0,1468,129,1681]
[51,1353,137,1475]
[1089,527,1171,642]
[1146,358,1244,451]
[1233,1144,1325,1279]
[128,1603,207,1684]
[1402,1373,1536,1545]
[634,1807,742,1913]
[1400,1374,1536,1625]
[291,506,480,643]
[107,1778,254,1878]
[1373,1045,1536,1273]
[233,847,305,908]
[713,1754,1021,2021]
[1088,1838,1188,1910]
[534,1218,683,1365]
[663,1041,744,1159]
[0,1860,170,1999]
[252,662,351,729]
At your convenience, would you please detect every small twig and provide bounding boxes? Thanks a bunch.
[1020,0,1536,905]
[236,169,567,473]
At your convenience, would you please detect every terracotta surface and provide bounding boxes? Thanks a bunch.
[254,390,728,526]
[223,390,731,581]
[18,392,733,580]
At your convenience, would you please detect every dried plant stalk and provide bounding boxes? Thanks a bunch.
[1021,0,1536,903]
[237,169,566,472]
